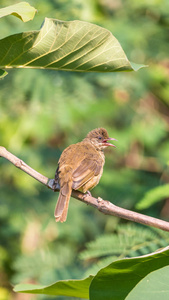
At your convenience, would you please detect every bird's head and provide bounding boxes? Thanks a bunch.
[85,128,117,150]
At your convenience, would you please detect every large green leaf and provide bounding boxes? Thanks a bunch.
[89,247,169,300]
[126,266,169,300]
[14,276,93,298]
[0,18,144,73]
[14,248,169,299]
[0,2,37,22]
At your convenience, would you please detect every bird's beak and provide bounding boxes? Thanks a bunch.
[102,138,117,147]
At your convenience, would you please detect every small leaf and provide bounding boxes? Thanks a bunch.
[0,2,37,22]
[0,69,8,78]
[136,184,169,210]
[14,276,93,298]
[130,61,147,71]
[0,18,144,73]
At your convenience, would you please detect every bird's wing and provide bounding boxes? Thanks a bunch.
[72,157,102,190]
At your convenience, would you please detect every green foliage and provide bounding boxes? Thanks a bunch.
[0,2,36,22]
[14,276,93,298]
[0,0,169,299]
[80,224,169,276]
[126,266,169,300]
[0,1,37,78]
[137,184,169,210]
[0,68,7,78]
[14,248,169,300]
[0,4,143,77]
[90,248,169,300]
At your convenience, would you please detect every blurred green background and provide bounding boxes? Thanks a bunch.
[0,0,169,299]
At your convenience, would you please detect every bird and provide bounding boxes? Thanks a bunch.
[54,128,117,222]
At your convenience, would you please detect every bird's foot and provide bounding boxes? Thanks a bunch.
[82,190,92,200]
[86,190,92,197]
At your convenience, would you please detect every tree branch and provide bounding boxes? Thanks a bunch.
[1,146,169,232]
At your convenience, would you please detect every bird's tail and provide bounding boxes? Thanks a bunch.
[54,180,72,222]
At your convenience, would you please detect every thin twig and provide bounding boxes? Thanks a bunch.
[0,146,48,186]
[1,146,169,232]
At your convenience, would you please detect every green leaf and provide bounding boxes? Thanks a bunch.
[0,2,37,22]
[0,18,144,73]
[14,248,169,299]
[126,266,169,300]
[136,184,169,210]
[0,69,8,78]
[89,247,169,300]
[130,61,147,71]
[14,275,93,298]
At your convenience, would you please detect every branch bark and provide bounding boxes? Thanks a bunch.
[1,146,169,232]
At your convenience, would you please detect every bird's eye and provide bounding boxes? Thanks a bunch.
[98,136,102,140]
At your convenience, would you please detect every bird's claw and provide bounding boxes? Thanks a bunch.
[86,190,92,197]
[82,190,92,200]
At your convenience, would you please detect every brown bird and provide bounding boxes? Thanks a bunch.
[54,128,117,222]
